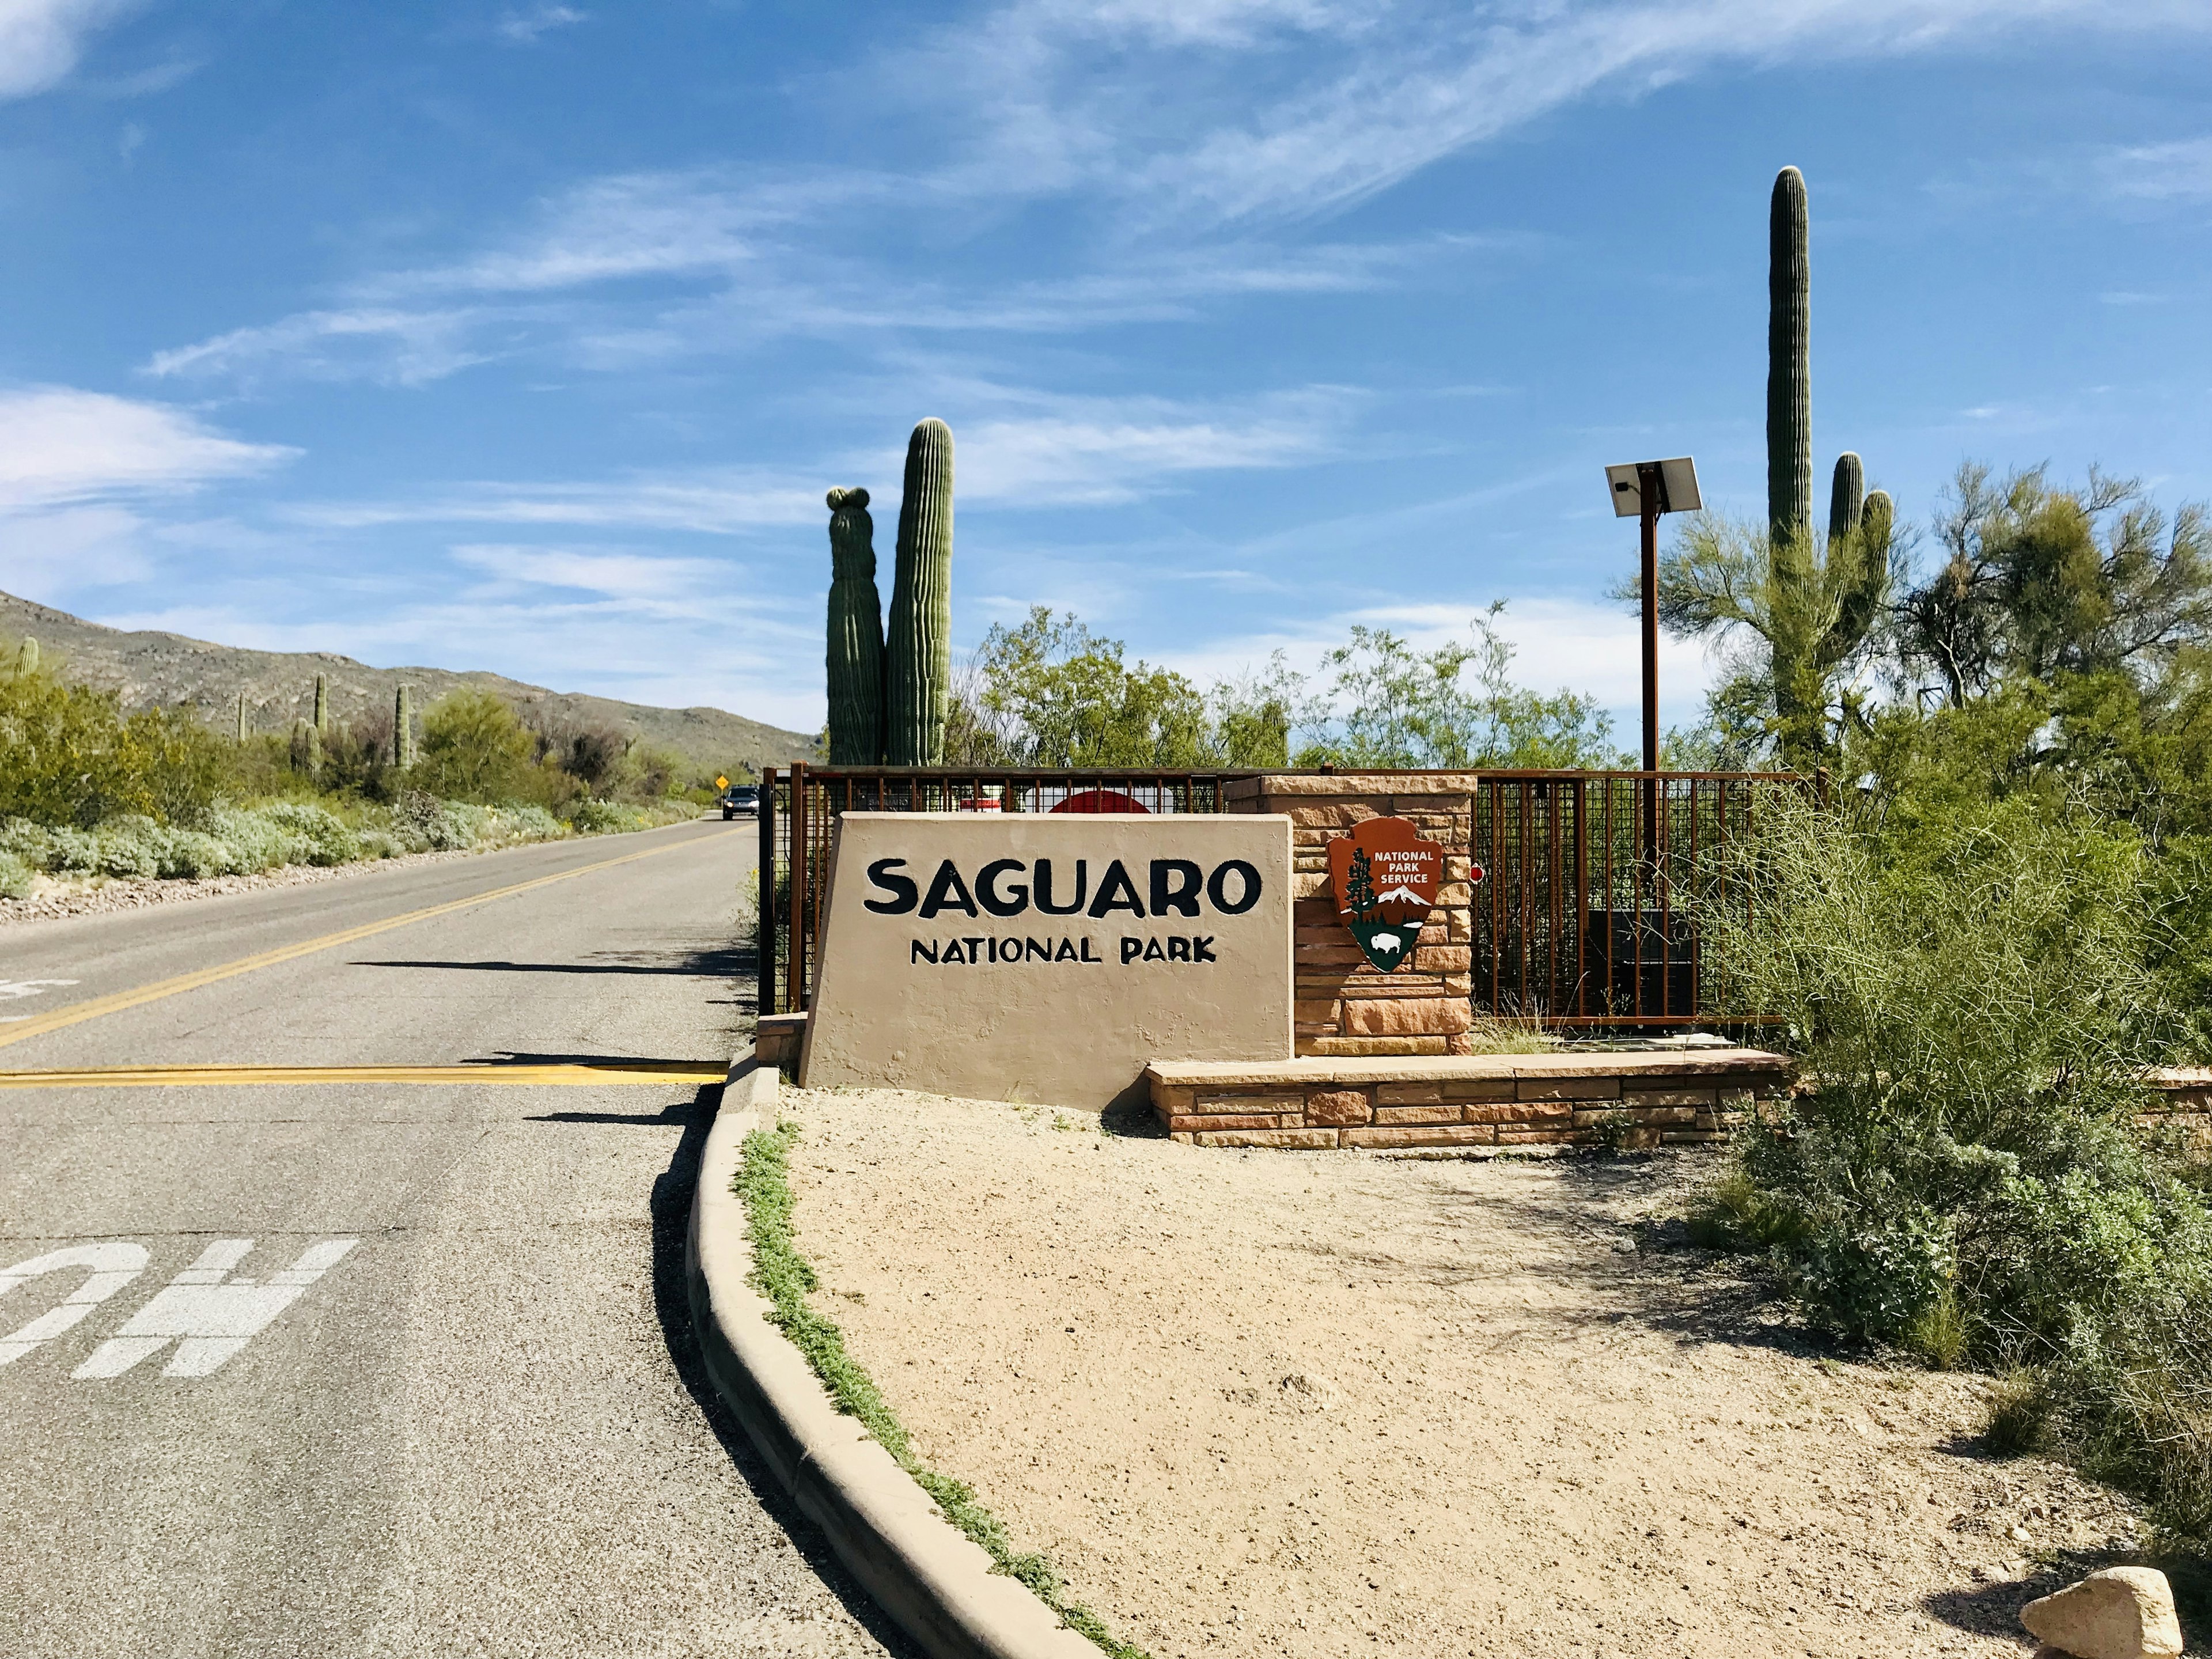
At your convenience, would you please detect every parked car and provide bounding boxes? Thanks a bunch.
[719,785,760,820]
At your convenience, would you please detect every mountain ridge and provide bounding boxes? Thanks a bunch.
[1,590,821,782]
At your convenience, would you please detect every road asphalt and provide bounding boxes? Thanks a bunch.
[0,819,914,1658]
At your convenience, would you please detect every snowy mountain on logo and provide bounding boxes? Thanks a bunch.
[1373,884,1431,907]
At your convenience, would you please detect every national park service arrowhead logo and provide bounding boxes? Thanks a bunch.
[1328,817,1442,974]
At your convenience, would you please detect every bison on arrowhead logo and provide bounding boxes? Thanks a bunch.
[1327,817,1443,974]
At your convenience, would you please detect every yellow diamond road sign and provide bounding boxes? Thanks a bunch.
[715,775,729,790]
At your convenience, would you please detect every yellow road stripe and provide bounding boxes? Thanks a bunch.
[0,832,708,1053]
[0,1062,726,1089]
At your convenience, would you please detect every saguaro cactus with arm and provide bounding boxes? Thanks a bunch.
[825,488,886,764]
[1768,166,1812,549]
[884,418,955,766]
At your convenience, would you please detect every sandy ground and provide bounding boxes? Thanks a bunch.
[779,1086,2160,1659]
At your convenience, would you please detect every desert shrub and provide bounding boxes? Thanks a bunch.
[0,849,33,899]
[412,690,536,804]
[1702,789,2212,1549]
[1983,1369,2054,1454]
[0,653,237,828]
[569,798,639,834]
[388,789,471,852]
[256,802,361,866]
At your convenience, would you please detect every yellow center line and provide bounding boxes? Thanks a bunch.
[0,1062,728,1089]
[0,832,711,1052]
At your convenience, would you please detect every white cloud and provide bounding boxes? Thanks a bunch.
[287,473,824,536]
[0,503,152,592]
[450,543,724,601]
[1164,595,1718,730]
[957,393,1347,503]
[285,385,1350,531]
[145,308,501,387]
[0,0,140,100]
[381,169,804,296]
[2101,136,2212,200]
[0,386,294,510]
[497,5,586,45]
[934,0,2212,226]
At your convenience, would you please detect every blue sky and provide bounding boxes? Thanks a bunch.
[1,1,2208,736]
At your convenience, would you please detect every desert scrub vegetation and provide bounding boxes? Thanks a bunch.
[0,642,703,896]
[1694,789,2212,1555]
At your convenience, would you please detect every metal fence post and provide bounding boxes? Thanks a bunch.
[787,760,808,1013]
[758,767,777,1017]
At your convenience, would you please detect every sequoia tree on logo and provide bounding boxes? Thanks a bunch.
[1327,817,1442,973]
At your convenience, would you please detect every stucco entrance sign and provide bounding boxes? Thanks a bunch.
[1328,817,1444,973]
[798,813,1293,1109]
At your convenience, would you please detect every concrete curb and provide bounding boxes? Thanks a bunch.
[686,1046,1099,1659]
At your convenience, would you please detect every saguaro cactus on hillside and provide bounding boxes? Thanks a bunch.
[1828,452,1865,543]
[825,487,886,765]
[235,688,247,743]
[395,684,416,769]
[884,418,955,767]
[16,638,37,675]
[1768,166,1812,548]
[313,673,329,734]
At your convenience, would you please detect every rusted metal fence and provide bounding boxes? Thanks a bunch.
[759,763,1812,1027]
[1472,771,1813,1024]
[758,764,1245,1017]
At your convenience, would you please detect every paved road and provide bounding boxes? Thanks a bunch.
[0,821,908,1658]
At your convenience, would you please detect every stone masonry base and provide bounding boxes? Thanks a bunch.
[1146,1048,1792,1150]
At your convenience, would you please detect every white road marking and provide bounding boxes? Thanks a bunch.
[0,979,79,1022]
[0,979,79,1000]
[0,1243,151,1367]
[73,1237,358,1380]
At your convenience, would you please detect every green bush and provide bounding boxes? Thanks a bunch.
[0,849,32,899]
[412,690,537,804]
[1702,790,2212,1550]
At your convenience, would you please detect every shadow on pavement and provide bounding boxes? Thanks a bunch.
[647,1080,925,1658]
[350,949,751,978]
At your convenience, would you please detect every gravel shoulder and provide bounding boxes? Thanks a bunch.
[781,1086,2146,1659]
[0,815,715,927]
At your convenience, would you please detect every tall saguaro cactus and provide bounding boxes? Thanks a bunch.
[1767,166,1812,548]
[16,637,37,675]
[825,487,886,765]
[1827,452,1865,543]
[235,688,247,743]
[313,673,329,734]
[395,684,416,769]
[884,418,955,766]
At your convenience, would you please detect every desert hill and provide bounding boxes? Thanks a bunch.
[1,590,821,782]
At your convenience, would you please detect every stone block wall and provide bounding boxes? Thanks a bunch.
[1223,772,1483,1057]
[1148,1050,1791,1151]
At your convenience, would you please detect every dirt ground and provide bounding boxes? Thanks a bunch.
[774,1085,2172,1659]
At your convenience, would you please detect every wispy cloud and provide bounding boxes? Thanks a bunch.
[145,308,504,387]
[450,543,725,603]
[2100,135,2212,201]
[497,5,587,45]
[286,473,825,536]
[955,387,1352,503]
[0,0,142,101]
[285,384,1353,530]
[0,385,294,510]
